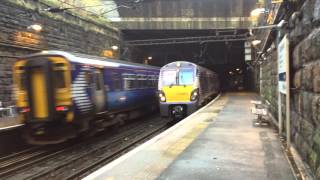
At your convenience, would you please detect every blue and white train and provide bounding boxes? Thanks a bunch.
[13,51,160,144]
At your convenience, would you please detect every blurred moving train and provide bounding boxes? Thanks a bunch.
[158,61,220,120]
[13,51,159,144]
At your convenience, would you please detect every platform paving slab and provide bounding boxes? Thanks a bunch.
[0,117,23,131]
[85,93,295,180]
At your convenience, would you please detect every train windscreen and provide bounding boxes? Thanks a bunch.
[162,70,177,86]
[161,68,194,86]
[178,69,194,85]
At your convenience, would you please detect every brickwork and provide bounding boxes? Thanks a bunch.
[0,46,33,107]
[259,0,320,178]
[260,50,279,118]
[0,0,119,106]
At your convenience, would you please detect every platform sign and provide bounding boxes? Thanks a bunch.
[277,34,291,148]
[278,35,289,94]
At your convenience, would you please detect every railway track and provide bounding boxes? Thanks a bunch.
[0,142,77,178]
[1,115,170,180]
[64,124,169,179]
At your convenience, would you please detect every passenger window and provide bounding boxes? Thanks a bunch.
[111,73,122,91]
[54,70,66,88]
[95,73,102,91]
[85,72,92,84]
[133,80,138,89]
[114,79,122,90]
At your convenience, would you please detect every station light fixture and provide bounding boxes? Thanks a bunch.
[250,8,268,17]
[111,45,119,51]
[251,40,262,46]
[27,24,43,32]
[147,56,153,60]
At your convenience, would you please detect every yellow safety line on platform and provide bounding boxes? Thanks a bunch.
[133,96,228,179]
[84,94,228,180]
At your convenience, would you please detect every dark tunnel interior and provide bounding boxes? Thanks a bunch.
[121,30,255,91]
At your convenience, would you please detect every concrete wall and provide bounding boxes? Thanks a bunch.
[0,0,119,107]
[113,0,256,29]
[117,0,256,17]
[259,0,320,178]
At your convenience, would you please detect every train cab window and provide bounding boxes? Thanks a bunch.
[19,73,26,90]
[162,70,177,86]
[15,66,26,91]
[179,69,194,85]
[18,73,26,91]
[54,70,66,89]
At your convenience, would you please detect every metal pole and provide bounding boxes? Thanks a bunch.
[285,35,291,148]
[278,92,283,135]
[277,31,283,135]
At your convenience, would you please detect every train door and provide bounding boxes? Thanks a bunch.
[26,59,55,121]
[93,69,106,112]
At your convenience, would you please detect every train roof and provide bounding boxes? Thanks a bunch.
[19,50,160,70]
[160,61,214,73]
[160,61,196,70]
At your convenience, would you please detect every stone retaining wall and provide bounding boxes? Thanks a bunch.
[0,0,119,106]
[260,0,320,177]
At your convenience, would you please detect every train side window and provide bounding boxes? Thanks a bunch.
[95,73,102,91]
[111,73,122,91]
[132,79,138,89]
[114,79,122,91]
[146,77,152,87]
[142,76,147,88]
[54,70,66,88]
[85,72,92,84]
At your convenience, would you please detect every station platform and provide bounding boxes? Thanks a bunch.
[0,117,23,131]
[85,93,296,180]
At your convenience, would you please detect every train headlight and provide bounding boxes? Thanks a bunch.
[190,89,199,101]
[158,91,166,102]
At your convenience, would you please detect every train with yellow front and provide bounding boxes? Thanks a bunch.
[158,61,219,120]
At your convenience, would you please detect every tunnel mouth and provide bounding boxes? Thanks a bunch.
[121,29,255,91]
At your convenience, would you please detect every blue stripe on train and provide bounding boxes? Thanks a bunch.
[107,88,157,111]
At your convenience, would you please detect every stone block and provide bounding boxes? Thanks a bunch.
[294,70,302,89]
[302,92,314,121]
[307,28,320,62]
[293,92,301,113]
[302,118,315,142]
[294,132,303,150]
[301,139,313,161]
[302,64,314,91]
[291,111,300,135]
[317,166,320,180]
[302,0,315,32]
[314,0,320,24]
[313,129,320,151]
[313,62,320,93]
[309,150,319,171]
[293,44,302,70]
[312,95,320,125]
